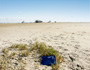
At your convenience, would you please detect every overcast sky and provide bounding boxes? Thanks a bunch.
[0,0,90,23]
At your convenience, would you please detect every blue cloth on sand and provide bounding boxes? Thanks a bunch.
[41,56,56,66]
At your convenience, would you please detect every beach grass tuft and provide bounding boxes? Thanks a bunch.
[10,44,28,50]
[19,50,30,57]
[2,48,9,54]
[0,42,63,70]
[31,42,63,70]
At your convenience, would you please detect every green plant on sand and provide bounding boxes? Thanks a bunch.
[19,50,30,57]
[0,42,63,70]
[31,42,63,70]
[10,44,28,50]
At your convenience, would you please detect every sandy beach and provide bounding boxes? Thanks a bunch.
[0,22,90,70]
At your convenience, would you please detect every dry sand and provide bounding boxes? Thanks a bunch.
[0,22,90,70]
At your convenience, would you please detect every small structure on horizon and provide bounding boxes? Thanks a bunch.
[35,20,43,23]
[48,21,51,23]
[21,21,25,23]
[54,21,56,23]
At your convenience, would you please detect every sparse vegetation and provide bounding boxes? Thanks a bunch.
[0,44,28,70]
[31,42,63,70]
[0,42,63,70]
[18,64,25,70]
[9,52,16,58]
[0,58,6,70]
[0,56,11,70]
[10,44,28,50]
[19,50,29,57]
[51,63,59,70]
[2,48,9,54]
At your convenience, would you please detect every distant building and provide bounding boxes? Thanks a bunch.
[54,21,56,23]
[22,21,25,23]
[35,20,43,23]
[48,21,51,23]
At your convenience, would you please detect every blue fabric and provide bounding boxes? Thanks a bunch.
[41,56,56,66]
